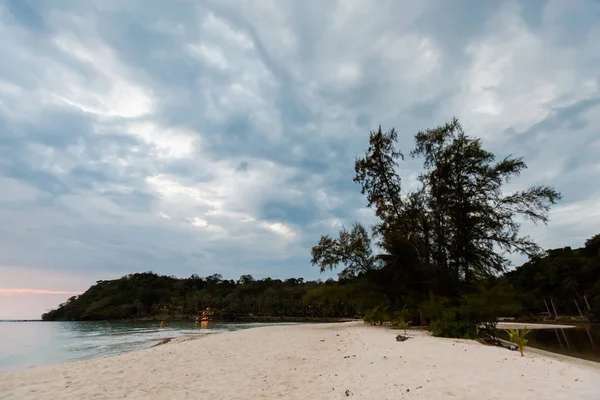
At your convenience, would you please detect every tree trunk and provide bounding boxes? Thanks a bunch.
[583,295,591,311]
[550,298,559,318]
[573,298,583,317]
[543,298,552,316]
[419,308,426,326]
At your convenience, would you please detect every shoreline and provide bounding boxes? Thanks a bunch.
[525,346,600,371]
[1,322,599,399]
[40,316,361,323]
[496,322,577,329]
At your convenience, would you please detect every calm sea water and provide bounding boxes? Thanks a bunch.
[0,320,294,372]
[525,324,600,362]
[494,324,600,362]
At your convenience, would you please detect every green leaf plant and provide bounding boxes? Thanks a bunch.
[505,327,532,357]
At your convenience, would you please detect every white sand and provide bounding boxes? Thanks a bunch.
[1,322,598,400]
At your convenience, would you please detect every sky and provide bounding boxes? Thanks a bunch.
[1,0,599,320]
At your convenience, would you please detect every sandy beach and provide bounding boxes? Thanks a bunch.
[1,322,598,400]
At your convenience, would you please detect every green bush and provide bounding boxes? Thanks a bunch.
[395,319,412,335]
[428,307,477,339]
[420,297,451,322]
[363,304,390,325]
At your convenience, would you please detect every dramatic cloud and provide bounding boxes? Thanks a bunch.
[1,0,599,318]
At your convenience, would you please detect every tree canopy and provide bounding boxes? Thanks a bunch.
[42,272,358,321]
[311,118,565,324]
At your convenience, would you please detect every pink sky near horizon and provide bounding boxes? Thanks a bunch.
[0,266,109,320]
[0,289,83,295]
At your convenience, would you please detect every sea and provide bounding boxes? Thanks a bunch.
[0,320,295,372]
[511,324,600,363]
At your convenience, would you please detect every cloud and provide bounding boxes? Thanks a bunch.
[1,0,599,317]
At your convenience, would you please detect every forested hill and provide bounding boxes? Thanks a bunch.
[42,234,600,322]
[506,234,600,318]
[41,273,358,321]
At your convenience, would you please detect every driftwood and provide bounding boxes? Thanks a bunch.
[152,338,172,347]
[480,335,517,351]
[396,334,410,342]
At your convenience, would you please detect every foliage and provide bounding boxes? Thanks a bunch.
[583,234,600,257]
[41,272,358,321]
[420,297,451,322]
[311,223,377,277]
[461,279,523,322]
[395,319,412,336]
[506,241,600,321]
[363,304,391,325]
[311,117,562,326]
[428,307,477,339]
[506,327,532,356]
[411,118,560,285]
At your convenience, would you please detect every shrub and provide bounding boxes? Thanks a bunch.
[395,319,412,335]
[363,304,390,325]
[461,280,522,322]
[428,307,477,339]
[420,297,451,323]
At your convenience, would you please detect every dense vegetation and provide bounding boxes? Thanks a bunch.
[42,234,599,323]
[311,118,558,328]
[309,118,599,332]
[506,234,600,319]
[41,273,357,321]
[43,118,600,329]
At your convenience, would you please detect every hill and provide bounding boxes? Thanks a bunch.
[506,234,600,320]
[41,273,357,321]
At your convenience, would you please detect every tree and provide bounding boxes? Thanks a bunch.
[311,222,377,278]
[353,126,404,231]
[41,271,360,321]
[237,275,255,285]
[311,117,561,320]
[412,118,561,285]
[583,234,600,257]
[206,274,223,283]
[506,233,600,319]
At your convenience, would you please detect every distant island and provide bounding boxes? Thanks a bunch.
[43,118,600,328]
[41,272,358,321]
